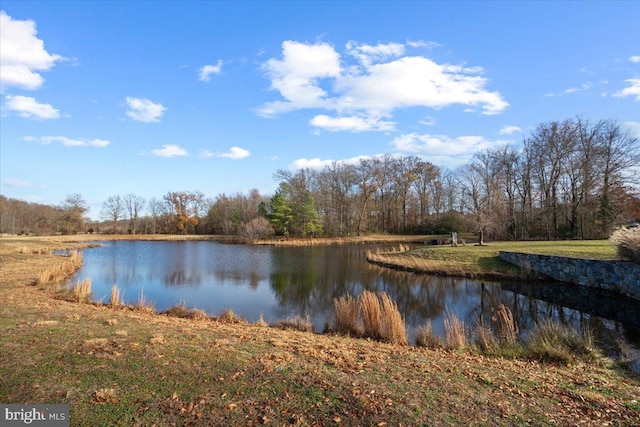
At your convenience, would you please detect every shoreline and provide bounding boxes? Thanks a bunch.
[2,236,639,425]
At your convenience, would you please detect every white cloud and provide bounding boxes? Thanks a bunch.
[150,144,187,157]
[289,153,389,171]
[310,114,395,132]
[419,116,437,126]
[406,40,442,50]
[219,146,250,159]
[2,178,31,188]
[630,55,640,64]
[499,125,522,135]
[259,40,341,117]
[290,158,336,170]
[546,82,594,97]
[392,133,500,163]
[5,95,60,119]
[198,60,223,82]
[346,41,405,66]
[0,11,64,91]
[125,97,166,122]
[201,146,251,159]
[258,40,508,128]
[613,79,640,101]
[29,135,110,147]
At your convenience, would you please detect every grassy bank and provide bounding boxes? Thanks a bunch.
[1,237,639,426]
[367,240,617,279]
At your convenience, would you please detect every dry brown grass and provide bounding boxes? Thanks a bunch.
[331,294,362,336]
[109,284,123,307]
[71,278,93,303]
[161,301,208,321]
[474,321,498,353]
[218,308,245,323]
[272,314,314,333]
[134,288,155,313]
[360,290,383,340]
[36,250,83,286]
[415,320,443,348]
[610,226,640,263]
[444,312,467,350]
[492,304,518,345]
[331,291,407,345]
[377,292,408,345]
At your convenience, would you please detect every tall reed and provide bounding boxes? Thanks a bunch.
[72,278,93,303]
[331,291,407,345]
[360,290,383,340]
[109,284,123,307]
[332,294,362,336]
[444,312,466,350]
[492,304,518,344]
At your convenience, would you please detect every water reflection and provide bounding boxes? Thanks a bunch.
[69,241,640,345]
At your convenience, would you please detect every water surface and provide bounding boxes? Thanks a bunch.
[69,240,640,345]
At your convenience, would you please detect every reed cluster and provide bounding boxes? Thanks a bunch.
[36,250,83,286]
[272,314,314,333]
[330,290,407,345]
[71,278,93,303]
[109,284,123,307]
[415,305,599,365]
[609,226,640,263]
[160,301,208,320]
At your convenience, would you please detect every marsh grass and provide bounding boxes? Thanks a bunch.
[361,291,383,340]
[218,308,245,323]
[272,314,314,333]
[135,288,155,313]
[492,304,518,344]
[444,312,466,350]
[474,321,498,353]
[331,294,362,336]
[36,250,83,286]
[415,320,443,348]
[71,278,92,303]
[610,226,640,263]
[526,319,599,365]
[109,284,123,307]
[330,291,407,345]
[161,301,208,321]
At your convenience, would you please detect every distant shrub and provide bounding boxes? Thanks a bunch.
[610,226,640,263]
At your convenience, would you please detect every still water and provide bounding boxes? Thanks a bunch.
[69,240,640,345]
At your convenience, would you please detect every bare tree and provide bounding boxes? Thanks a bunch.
[123,194,146,234]
[101,195,124,234]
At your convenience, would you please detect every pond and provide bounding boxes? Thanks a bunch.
[68,240,640,346]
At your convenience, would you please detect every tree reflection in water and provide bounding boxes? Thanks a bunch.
[70,241,640,346]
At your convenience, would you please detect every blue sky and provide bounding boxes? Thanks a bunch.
[1,1,639,219]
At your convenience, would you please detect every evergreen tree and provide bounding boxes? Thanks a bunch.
[268,189,293,237]
[300,191,323,237]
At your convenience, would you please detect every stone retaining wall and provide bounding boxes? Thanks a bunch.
[499,251,640,301]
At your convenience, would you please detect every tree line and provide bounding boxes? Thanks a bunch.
[1,118,638,240]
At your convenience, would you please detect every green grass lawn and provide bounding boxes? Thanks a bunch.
[392,240,617,277]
